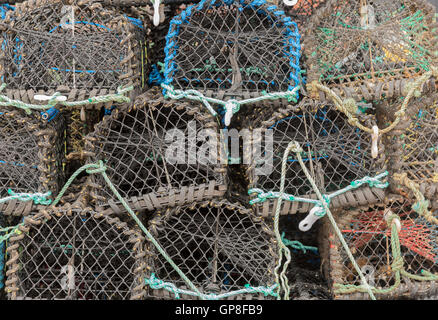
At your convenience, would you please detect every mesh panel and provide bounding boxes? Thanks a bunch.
[1,0,145,99]
[164,0,301,98]
[384,93,438,207]
[0,107,65,215]
[145,200,278,299]
[304,0,437,97]
[247,98,386,216]
[85,87,227,213]
[320,195,438,299]
[5,206,146,300]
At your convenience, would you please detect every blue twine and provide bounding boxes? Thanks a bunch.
[148,64,165,86]
[163,0,301,98]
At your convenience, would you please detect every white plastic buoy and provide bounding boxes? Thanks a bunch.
[371,125,379,159]
[34,94,67,102]
[153,0,161,26]
[299,206,324,232]
[283,0,298,6]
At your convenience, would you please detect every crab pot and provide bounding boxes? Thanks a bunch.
[0,107,65,216]
[4,205,146,300]
[303,0,438,101]
[246,98,386,216]
[163,0,301,100]
[384,92,438,209]
[144,199,278,300]
[84,87,227,214]
[319,194,438,299]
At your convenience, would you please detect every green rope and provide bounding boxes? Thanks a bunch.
[249,171,389,218]
[271,142,295,300]
[0,84,133,115]
[161,83,299,125]
[258,141,377,300]
[334,213,438,296]
[281,232,318,254]
[0,189,52,205]
[0,224,22,244]
[0,160,272,300]
[145,273,278,300]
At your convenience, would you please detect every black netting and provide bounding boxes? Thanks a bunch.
[247,98,386,215]
[145,200,278,299]
[85,88,227,212]
[1,0,145,96]
[5,206,146,300]
[0,107,65,202]
[163,0,300,98]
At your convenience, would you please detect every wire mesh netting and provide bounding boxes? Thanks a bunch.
[384,92,438,208]
[0,0,146,102]
[283,0,327,29]
[144,199,278,299]
[85,87,227,213]
[319,194,438,299]
[247,98,387,216]
[4,205,146,300]
[163,0,301,99]
[0,107,65,216]
[304,0,438,100]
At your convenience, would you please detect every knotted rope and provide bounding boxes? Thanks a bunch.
[281,232,318,254]
[252,141,378,300]
[161,83,299,126]
[393,172,438,226]
[307,66,438,136]
[0,83,133,115]
[334,211,438,296]
[0,160,276,300]
[145,273,278,300]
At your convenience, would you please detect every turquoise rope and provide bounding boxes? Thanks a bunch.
[145,273,278,300]
[281,232,318,254]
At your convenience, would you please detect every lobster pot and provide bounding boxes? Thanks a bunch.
[1,0,146,99]
[0,108,64,216]
[283,0,327,29]
[319,194,438,299]
[4,206,146,300]
[163,0,301,99]
[85,87,227,214]
[1,0,149,171]
[303,0,437,101]
[385,92,438,209]
[145,200,278,300]
[247,98,386,216]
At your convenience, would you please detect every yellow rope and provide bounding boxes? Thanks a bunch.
[307,66,438,136]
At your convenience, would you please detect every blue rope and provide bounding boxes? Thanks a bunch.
[163,0,301,97]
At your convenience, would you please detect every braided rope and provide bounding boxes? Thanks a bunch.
[249,172,389,215]
[0,84,133,115]
[265,141,377,300]
[162,83,299,125]
[281,232,318,254]
[334,212,438,296]
[1,160,275,300]
[307,66,438,136]
[393,172,438,226]
[0,189,52,205]
[145,273,278,300]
